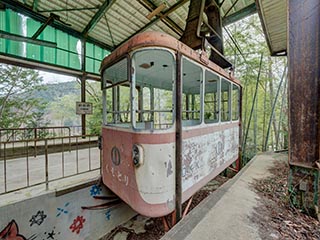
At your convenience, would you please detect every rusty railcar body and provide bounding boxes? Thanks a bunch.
[100,32,241,217]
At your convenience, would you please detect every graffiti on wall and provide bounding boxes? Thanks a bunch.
[69,216,86,234]
[0,183,131,240]
[56,202,70,217]
[0,220,27,240]
[29,211,47,227]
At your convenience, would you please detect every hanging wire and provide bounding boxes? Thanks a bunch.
[222,0,240,18]
[242,53,263,162]
[104,14,115,48]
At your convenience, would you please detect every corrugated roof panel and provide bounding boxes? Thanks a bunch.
[13,0,260,51]
[256,0,287,55]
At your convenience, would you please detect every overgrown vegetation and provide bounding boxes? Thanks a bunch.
[0,64,47,129]
[224,15,287,163]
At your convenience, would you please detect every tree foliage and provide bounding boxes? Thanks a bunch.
[224,15,287,162]
[0,64,47,129]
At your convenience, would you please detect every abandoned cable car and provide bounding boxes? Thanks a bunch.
[100,31,241,217]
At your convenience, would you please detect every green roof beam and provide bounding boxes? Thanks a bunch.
[1,0,113,50]
[38,6,99,13]
[0,30,57,48]
[223,3,256,26]
[32,0,39,11]
[82,0,116,37]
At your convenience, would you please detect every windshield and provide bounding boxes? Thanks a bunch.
[102,49,175,130]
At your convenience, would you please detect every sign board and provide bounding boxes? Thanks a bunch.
[76,102,93,115]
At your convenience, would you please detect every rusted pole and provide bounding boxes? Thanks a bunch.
[288,0,320,213]
[175,53,182,222]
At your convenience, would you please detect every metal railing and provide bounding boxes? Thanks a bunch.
[0,126,72,142]
[0,133,100,195]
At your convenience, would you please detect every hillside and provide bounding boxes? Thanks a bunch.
[34,81,80,102]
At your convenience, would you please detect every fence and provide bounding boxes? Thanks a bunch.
[0,127,100,195]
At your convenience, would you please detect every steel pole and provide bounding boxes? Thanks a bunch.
[175,53,182,222]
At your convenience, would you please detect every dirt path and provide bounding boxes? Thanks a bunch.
[251,155,320,239]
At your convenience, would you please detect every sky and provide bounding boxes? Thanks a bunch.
[39,71,76,84]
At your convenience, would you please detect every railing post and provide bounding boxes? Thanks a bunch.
[4,142,7,193]
[26,140,30,187]
[34,128,37,157]
[68,127,71,152]
[45,139,49,190]
[62,137,64,178]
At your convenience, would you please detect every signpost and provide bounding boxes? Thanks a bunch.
[76,102,93,115]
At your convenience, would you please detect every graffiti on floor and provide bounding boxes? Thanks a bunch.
[43,227,60,240]
[0,220,27,240]
[29,211,47,227]
[56,202,70,217]
[105,209,111,221]
[90,184,102,196]
[69,216,86,234]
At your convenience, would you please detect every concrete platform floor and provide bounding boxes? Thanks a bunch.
[161,152,287,240]
[0,148,100,206]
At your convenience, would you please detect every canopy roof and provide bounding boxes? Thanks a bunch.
[0,0,286,78]
[1,0,258,51]
[256,0,287,55]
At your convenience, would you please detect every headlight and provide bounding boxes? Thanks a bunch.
[132,144,144,167]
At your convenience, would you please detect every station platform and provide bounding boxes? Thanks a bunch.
[161,152,287,240]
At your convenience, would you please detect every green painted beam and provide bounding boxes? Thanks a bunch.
[38,6,99,13]
[1,0,113,50]
[222,3,256,26]
[0,30,57,48]
[32,0,39,11]
[82,0,116,36]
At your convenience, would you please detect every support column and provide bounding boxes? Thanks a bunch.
[81,74,86,136]
[81,39,86,136]
[288,0,320,214]
[175,53,182,222]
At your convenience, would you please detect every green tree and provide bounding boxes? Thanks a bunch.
[0,64,47,129]
[84,80,102,135]
[223,14,287,162]
[48,93,80,126]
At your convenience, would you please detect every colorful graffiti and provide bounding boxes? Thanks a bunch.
[56,202,70,217]
[0,220,27,240]
[105,210,111,221]
[69,216,86,234]
[90,185,102,196]
[0,183,133,240]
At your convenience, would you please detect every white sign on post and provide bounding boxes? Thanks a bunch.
[76,102,93,115]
